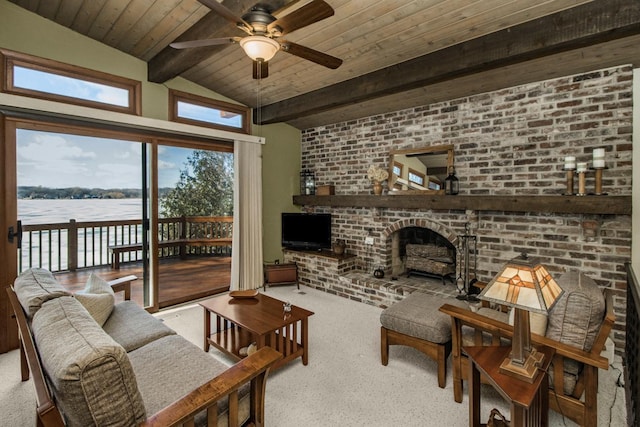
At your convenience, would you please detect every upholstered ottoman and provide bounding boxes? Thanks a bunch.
[380,292,466,388]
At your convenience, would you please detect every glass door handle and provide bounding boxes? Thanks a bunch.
[8,220,22,249]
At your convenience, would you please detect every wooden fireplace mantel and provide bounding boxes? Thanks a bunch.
[292,194,631,215]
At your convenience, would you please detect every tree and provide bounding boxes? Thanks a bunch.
[161,150,233,217]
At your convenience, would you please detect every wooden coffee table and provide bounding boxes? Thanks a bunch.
[200,293,314,369]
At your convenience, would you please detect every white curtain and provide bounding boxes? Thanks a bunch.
[230,140,263,290]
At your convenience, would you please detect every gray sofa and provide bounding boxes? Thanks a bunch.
[9,268,281,427]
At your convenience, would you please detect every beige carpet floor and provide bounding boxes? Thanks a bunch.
[0,285,627,426]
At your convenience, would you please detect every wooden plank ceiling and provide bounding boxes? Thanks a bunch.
[8,0,640,129]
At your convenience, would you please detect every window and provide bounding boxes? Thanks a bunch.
[1,49,141,115]
[169,89,250,134]
[392,161,403,177]
[427,179,441,191]
[408,168,425,186]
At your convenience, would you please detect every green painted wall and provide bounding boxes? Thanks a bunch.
[0,0,302,261]
[256,123,301,263]
[0,1,242,118]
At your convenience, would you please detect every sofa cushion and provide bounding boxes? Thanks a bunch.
[544,271,605,396]
[128,334,250,426]
[546,271,605,352]
[32,296,146,427]
[74,274,116,326]
[103,300,176,352]
[13,268,71,318]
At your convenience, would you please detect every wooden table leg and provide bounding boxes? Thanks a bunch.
[469,360,481,427]
[301,317,309,365]
[541,374,549,427]
[203,308,211,352]
[511,404,525,427]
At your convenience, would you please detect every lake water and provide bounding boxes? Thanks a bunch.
[19,198,144,224]
[18,199,146,271]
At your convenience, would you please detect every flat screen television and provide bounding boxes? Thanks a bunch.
[281,213,331,250]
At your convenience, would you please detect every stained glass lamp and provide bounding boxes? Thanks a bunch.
[478,253,564,382]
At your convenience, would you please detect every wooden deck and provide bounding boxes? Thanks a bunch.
[54,256,231,309]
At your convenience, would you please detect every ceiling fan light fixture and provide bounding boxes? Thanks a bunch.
[239,36,280,62]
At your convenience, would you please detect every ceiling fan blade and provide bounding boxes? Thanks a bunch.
[170,37,239,49]
[268,0,334,35]
[253,60,269,79]
[281,41,342,69]
[198,0,252,32]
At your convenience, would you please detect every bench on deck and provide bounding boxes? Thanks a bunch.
[108,238,232,269]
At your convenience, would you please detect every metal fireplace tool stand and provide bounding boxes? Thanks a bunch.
[455,223,480,302]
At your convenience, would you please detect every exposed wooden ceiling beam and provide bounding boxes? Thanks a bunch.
[259,0,640,125]
[148,0,285,83]
[286,34,640,130]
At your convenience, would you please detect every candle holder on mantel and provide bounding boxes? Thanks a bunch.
[591,167,608,196]
[591,148,607,195]
[576,162,588,196]
[563,156,576,196]
[564,168,576,195]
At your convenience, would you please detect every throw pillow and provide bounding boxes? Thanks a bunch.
[75,293,115,326]
[75,273,115,326]
[546,271,605,352]
[84,273,115,296]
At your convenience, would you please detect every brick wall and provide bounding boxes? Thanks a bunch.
[299,65,633,353]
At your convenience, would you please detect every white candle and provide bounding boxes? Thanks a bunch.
[564,156,576,170]
[577,162,588,173]
[593,148,605,168]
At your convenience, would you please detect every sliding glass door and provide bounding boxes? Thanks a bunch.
[3,119,152,307]
[1,117,235,335]
[155,144,233,308]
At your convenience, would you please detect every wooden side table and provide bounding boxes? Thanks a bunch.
[263,262,299,290]
[465,345,554,427]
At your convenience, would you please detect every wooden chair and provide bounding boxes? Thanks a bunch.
[439,288,615,427]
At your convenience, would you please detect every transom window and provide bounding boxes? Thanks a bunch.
[408,168,425,186]
[392,161,403,177]
[169,89,250,134]
[1,49,140,115]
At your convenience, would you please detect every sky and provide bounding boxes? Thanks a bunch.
[17,129,192,189]
[13,64,238,190]
[14,66,130,107]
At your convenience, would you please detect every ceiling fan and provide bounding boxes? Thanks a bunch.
[170,0,343,79]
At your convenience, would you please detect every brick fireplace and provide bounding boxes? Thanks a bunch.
[388,221,457,282]
[295,64,633,354]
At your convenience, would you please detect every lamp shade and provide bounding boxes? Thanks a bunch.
[239,36,280,62]
[479,254,563,314]
[478,253,563,382]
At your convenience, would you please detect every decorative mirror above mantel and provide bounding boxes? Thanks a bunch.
[388,144,454,194]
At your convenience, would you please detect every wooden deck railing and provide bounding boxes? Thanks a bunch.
[19,216,233,273]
